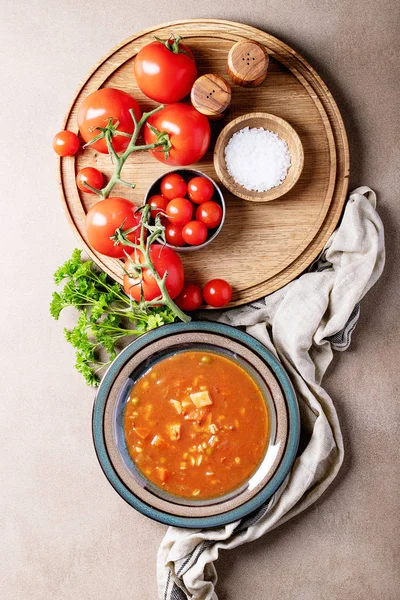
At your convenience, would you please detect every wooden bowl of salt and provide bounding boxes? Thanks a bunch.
[213,113,304,202]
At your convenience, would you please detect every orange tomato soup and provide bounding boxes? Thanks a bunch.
[124,350,268,500]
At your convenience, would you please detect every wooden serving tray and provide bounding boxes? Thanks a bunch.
[59,19,349,307]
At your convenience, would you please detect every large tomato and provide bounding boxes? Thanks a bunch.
[123,245,184,301]
[85,197,143,258]
[77,88,141,154]
[144,104,211,166]
[134,37,197,103]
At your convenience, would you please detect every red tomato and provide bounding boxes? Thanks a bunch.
[187,177,214,204]
[147,194,168,219]
[160,173,187,200]
[165,224,185,247]
[123,245,184,301]
[160,216,170,228]
[52,131,79,156]
[76,167,103,193]
[77,88,141,154]
[182,221,208,246]
[134,37,197,103]
[203,279,232,307]
[85,197,144,258]
[144,104,211,166]
[196,201,223,229]
[175,283,203,311]
[166,198,193,226]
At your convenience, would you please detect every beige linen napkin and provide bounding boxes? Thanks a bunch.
[157,187,385,600]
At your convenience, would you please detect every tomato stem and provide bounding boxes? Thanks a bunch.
[112,205,190,323]
[154,34,191,57]
[82,181,103,196]
[86,105,171,199]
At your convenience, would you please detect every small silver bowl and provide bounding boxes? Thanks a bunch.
[144,168,226,252]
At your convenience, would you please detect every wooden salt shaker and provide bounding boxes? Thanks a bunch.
[227,40,269,87]
[191,74,232,120]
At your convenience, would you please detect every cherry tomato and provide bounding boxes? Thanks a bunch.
[160,216,170,228]
[165,224,185,247]
[160,173,187,200]
[187,177,214,204]
[52,131,80,156]
[195,201,223,229]
[85,197,144,258]
[123,245,184,301]
[147,194,168,219]
[182,221,208,246]
[175,283,203,311]
[203,279,232,307]
[77,88,141,154]
[76,167,104,193]
[134,37,197,103]
[166,198,193,226]
[144,104,211,166]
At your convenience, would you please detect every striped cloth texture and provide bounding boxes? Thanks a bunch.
[157,187,385,600]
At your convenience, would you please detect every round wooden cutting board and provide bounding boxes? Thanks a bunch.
[59,19,349,307]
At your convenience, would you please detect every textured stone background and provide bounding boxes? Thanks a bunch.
[1,1,399,598]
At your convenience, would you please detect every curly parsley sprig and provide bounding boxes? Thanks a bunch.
[50,249,177,386]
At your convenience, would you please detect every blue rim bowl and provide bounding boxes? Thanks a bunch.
[92,321,300,528]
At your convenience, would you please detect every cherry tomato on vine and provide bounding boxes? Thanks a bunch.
[203,279,232,308]
[187,176,214,204]
[134,36,197,104]
[52,130,80,156]
[144,104,211,166]
[175,283,203,311]
[166,197,193,226]
[160,173,187,200]
[76,167,104,193]
[165,224,185,247]
[77,88,141,154]
[182,221,208,246]
[160,216,170,229]
[123,245,184,301]
[195,201,223,229]
[85,197,144,258]
[147,194,168,219]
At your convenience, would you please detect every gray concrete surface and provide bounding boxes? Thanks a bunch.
[1,1,399,598]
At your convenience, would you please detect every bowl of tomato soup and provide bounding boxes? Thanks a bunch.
[120,348,274,504]
[93,322,300,528]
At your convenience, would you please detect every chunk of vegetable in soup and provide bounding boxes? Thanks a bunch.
[123,351,268,499]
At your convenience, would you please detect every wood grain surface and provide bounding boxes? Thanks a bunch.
[59,19,349,307]
[191,73,232,119]
[227,39,269,87]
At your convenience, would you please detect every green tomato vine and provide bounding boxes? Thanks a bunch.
[51,97,192,386]
[82,105,171,198]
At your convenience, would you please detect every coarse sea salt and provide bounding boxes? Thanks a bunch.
[224,127,291,192]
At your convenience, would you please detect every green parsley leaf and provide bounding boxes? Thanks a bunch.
[50,250,178,387]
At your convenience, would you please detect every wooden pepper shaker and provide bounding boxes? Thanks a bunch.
[227,40,269,87]
[191,74,232,120]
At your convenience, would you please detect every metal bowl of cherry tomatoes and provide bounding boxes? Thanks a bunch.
[144,168,226,252]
